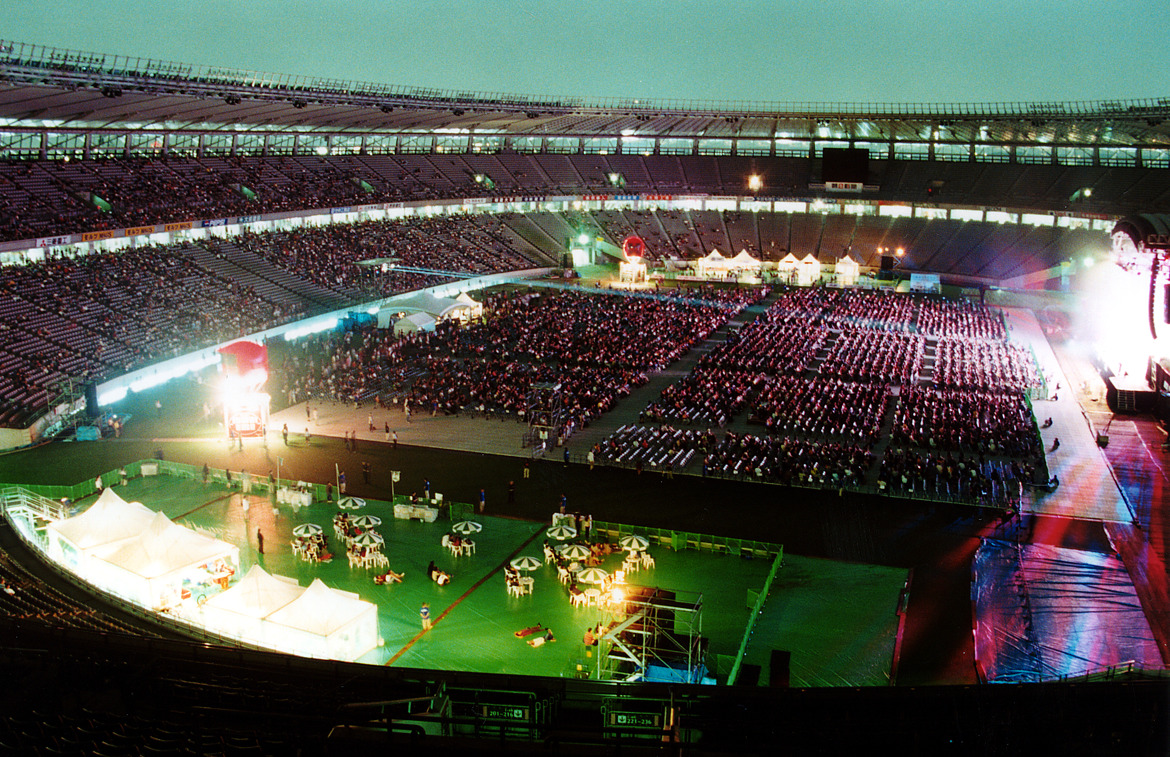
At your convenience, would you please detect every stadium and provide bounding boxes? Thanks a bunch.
[0,15,1168,755]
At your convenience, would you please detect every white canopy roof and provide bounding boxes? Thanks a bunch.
[203,565,304,619]
[47,487,157,551]
[91,511,236,580]
[799,253,820,266]
[777,252,801,268]
[836,255,861,270]
[394,311,437,335]
[387,291,471,319]
[265,578,374,637]
[729,250,762,268]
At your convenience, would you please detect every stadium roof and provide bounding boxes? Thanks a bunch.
[3,40,1170,147]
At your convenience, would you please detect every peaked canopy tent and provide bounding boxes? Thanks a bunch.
[80,511,239,611]
[201,565,305,647]
[694,250,730,278]
[835,254,862,285]
[777,252,801,281]
[728,250,762,272]
[798,254,822,285]
[392,311,438,336]
[377,291,474,328]
[454,291,484,320]
[263,578,379,661]
[46,487,158,569]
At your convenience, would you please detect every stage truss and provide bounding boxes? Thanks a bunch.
[523,381,565,457]
[595,585,706,684]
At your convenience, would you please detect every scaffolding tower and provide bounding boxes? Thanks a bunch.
[523,381,565,457]
[43,376,89,438]
[596,586,707,684]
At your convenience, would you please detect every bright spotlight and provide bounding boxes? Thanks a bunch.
[1083,256,1095,268]
[315,145,328,156]
[577,233,590,245]
[747,174,763,191]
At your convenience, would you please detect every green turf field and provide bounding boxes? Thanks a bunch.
[5,463,905,686]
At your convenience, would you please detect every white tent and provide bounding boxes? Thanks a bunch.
[263,578,379,661]
[835,255,861,285]
[46,488,158,569]
[85,511,239,610]
[728,250,762,272]
[798,254,822,285]
[454,291,484,320]
[695,250,730,278]
[777,252,801,280]
[202,565,305,646]
[393,311,437,336]
[390,291,468,319]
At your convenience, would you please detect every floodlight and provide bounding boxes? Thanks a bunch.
[747,174,763,191]
[577,233,590,245]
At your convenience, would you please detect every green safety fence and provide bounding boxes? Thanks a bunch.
[727,551,784,686]
[3,460,467,518]
[591,520,782,560]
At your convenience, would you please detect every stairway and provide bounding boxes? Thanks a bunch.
[185,241,352,313]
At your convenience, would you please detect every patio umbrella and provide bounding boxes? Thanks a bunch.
[352,530,384,548]
[337,496,366,510]
[452,520,482,535]
[292,523,322,538]
[619,534,650,552]
[546,524,577,541]
[560,543,591,561]
[509,556,542,572]
[576,567,609,585]
[351,514,381,528]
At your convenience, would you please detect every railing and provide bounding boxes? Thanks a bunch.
[3,39,1168,119]
[0,485,71,521]
[728,552,784,685]
[591,520,782,560]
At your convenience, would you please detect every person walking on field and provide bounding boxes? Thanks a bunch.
[420,602,432,631]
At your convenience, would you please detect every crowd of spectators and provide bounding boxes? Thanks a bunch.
[642,367,764,426]
[225,216,542,299]
[750,376,889,445]
[878,447,1033,506]
[704,432,873,488]
[931,337,1039,393]
[595,286,1044,506]
[274,286,748,441]
[817,330,925,384]
[915,298,1007,340]
[594,424,715,471]
[0,155,496,242]
[818,289,918,332]
[705,322,826,374]
[890,386,1041,457]
[0,243,303,424]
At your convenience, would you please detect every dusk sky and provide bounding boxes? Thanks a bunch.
[8,1,1168,105]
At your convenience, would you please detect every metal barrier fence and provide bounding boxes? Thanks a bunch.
[728,552,785,685]
[591,520,782,560]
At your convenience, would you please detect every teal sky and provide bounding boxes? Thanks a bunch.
[7,0,1168,104]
